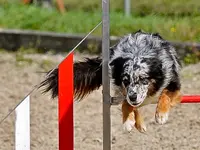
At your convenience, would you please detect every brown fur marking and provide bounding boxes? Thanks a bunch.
[122,101,146,132]
[122,101,134,123]
[156,89,181,115]
[134,109,146,132]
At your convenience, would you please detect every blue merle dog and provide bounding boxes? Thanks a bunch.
[40,30,182,133]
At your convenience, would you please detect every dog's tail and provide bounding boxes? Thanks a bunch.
[39,57,102,100]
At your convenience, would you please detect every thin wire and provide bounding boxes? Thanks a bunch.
[0,21,102,125]
[46,21,102,78]
[0,87,37,125]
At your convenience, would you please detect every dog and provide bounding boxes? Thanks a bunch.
[40,30,182,133]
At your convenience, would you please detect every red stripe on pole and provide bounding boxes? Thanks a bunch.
[59,52,74,150]
[181,95,200,103]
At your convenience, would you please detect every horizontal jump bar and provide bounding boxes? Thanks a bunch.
[110,95,200,105]
[181,95,200,103]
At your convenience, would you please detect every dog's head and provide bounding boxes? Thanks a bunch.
[110,57,158,106]
[109,30,165,107]
[121,58,150,106]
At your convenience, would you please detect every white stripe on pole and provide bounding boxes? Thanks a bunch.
[15,95,30,150]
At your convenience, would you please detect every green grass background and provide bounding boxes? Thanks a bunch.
[0,0,199,42]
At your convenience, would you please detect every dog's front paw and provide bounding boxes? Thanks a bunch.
[155,111,169,124]
[135,122,147,133]
[123,119,135,132]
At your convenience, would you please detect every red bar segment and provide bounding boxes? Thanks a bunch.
[58,52,74,150]
[181,95,200,103]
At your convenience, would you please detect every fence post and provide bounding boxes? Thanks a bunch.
[102,0,111,150]
[124,0,131,16]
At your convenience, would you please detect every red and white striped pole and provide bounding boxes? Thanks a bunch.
[58,52,74,150]
[57,21,101,150]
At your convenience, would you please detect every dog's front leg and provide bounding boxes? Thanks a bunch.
[133,109,146,133]
[122,101,146,132]
[122,101,135,132]
[155,89,181,124]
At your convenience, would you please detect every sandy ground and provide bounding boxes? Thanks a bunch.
[0,51,200,150]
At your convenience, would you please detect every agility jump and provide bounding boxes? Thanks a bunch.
[41,0,200,150]
[1,0,200,150]
[43,34,200,150]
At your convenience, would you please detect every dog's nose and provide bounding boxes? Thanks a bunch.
[128,93,137,102]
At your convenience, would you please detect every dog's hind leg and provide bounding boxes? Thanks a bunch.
[122,101,146,133]
[155,89,181,124]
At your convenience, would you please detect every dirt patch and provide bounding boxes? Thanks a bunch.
[0,51,200,150]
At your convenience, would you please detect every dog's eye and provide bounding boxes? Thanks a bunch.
[123,78,130,87]
[141,79,148,85]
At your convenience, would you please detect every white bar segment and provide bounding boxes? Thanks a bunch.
[15,95,30,150]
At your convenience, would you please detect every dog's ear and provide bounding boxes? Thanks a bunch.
[109,43,128,66]
[109,57,121,66]
[109,57,130,86]
[109,57,128,67]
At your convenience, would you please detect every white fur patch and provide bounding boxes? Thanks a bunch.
[123,119,135,132]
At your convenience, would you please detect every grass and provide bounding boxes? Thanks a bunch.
[2,0,200,17]
[62,0,200,17]
[0,4,199,42]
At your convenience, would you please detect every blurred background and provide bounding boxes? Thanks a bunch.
[0,0,200,150]
[0,0,200,41]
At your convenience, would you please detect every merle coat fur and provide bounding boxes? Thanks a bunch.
[40,30,181,107]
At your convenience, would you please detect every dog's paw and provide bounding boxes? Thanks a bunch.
[155,112,169,124]
[135,122,147,133]
[123,119,135,132]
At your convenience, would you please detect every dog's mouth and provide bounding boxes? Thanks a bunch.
[122,83,146,107]
[126,97,144,107]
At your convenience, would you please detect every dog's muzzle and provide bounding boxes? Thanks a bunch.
[127,93,143,107]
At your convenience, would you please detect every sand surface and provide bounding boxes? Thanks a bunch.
[0,52,200,150]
